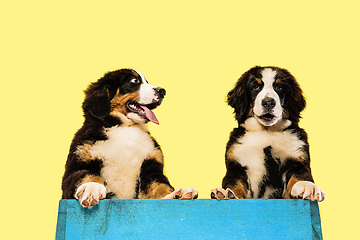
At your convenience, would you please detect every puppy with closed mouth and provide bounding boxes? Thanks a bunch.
[62,68,198,207]
[211,66,325,202]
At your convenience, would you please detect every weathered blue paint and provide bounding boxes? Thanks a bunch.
[56,199,322,240]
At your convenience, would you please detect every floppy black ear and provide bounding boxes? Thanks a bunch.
[227,71,251,124]
[281,69,306,123]
[82,83,111,119]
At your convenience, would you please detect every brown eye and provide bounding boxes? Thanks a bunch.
[253,84,260,91]
[275,85,283,92]
[130,78,141,84]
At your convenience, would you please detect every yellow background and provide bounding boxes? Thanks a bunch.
[1,1,359,239]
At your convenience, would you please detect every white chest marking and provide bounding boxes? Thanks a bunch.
[231,121,305,197]
[90,125,155,198]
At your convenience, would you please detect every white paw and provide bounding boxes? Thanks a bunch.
[163,188,198,200]
[75,182,107,207]
[291,181,325,202]
[211,188,239,200]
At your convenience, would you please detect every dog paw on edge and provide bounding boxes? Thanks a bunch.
[291,181,325,202]
[163,188,199,200]
[210,188,239,200]
[75,182,107,207]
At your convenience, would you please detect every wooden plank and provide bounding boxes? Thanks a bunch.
[310,200,323,239]
[55,199,67,240]
[56,199,322,240]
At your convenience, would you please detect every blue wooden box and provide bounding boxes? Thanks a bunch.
[56,199,322,240]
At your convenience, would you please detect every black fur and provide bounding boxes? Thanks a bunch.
[82,69,142,120]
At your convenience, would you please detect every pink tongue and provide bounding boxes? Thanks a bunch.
[140,105,159,124]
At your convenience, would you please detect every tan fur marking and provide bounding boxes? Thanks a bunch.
[283,175,300,199]
[226,148,248,198]
[256,78,262,85]
[110,92,140,115]
[289,149,308,163]
[247,103,255,118]
[226,145,238,161]
[231,180,247,199]
[132,70,140,77]
[75,142,93,162]
[146,149,163,163]
[139,182,173,199]
[275,78,281,84]
[299,150,308,162]
[77,175,104,189]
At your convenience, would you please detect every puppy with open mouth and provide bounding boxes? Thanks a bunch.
[62,68,198,207]
[211,66,325,202]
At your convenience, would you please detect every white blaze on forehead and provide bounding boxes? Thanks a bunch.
[260,68,278,98]
[253,68,283,121]
[134,69,148,84]
[261,68,277,85]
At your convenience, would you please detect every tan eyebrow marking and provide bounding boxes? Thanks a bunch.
[132,70,140,77]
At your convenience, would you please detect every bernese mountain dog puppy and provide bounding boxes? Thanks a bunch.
[62,68,198,207]
[211,66,325,202]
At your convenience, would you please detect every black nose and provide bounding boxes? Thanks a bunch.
[155,87,166,98]
[262,97,276,110]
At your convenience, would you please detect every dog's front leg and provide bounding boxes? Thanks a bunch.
[211,158,248,200]
[75,175,106,207]
[285,175,325,202]
[282,159,325,202]
[138,158,198,199]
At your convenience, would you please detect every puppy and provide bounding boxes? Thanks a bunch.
[211,66,325,201]
[62,69,198,207]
